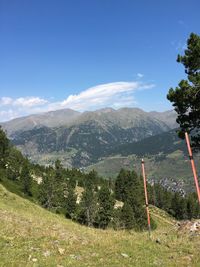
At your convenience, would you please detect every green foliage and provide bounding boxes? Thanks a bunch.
[95,185,115,229]
[109,129,186,157]
[115,169,140,202]
[38,165,66,212]
[77,186,97,227]
[115,169,156,230]
[2,183,200,267]
[65,185,77,219]
[20,161,32,196]
[38,167,56,209]
[6,147,25,180]
[167,33,200,149]
[171,193,187,220]
[120,201,135,230]
[186,192,200,219]
[0,126,199,234]
[55,159,63,181]
[84,169,100,188]
[149,183,200,220]
[0,126,9,168]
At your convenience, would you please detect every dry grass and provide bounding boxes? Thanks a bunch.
[0,184,200,267]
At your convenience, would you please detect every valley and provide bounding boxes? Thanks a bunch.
[1,107,198,193]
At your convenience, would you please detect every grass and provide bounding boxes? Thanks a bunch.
[0,183,200,267]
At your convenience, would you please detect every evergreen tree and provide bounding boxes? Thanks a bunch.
[120,201,135,230]
[115,169,153,231]
[167,33,200,149]
[171,192,187,220]
[6,147,25,180]
[55,159,64,183]
[0,126,9,168]
[21,161,32,196]
[39,167,56,209]
[95,185,114,229]
[115,169,139,202]
[77,186,97,227]
[127,190,147,231]
[186,193,200,219]
[111,208,122,230]
[65,185,77,219]
[85,169,99,188]
[154,184,165,209]
[54,162,65,210]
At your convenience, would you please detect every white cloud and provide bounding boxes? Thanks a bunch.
[0,81,154,122]
[137,73,144,78]
[60,81,153,110]
[0,96,48,107]
[0,97,13,105]
[0,109,19,122]
[13,97,48,107]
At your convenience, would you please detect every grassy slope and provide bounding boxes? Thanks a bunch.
[0,184,200,267]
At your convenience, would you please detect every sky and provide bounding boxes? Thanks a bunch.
[0,0,200,122]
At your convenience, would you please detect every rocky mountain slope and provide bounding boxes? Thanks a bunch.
[1,108,176,136]
[1,108,81,135]
[0,107,177,167]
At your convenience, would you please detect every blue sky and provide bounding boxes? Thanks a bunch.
[0,0,200,121]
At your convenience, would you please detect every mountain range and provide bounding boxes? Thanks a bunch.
[1,107,199,192]
[1,107,177,167]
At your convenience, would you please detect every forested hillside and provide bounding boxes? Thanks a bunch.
[0,126,199,231]
[1,108,176,168]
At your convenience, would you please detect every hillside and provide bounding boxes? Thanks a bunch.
[106,129,186,156]
[1,184,200,267]
[1,108,176,137]
[85,130,199,192]
[1,108,177,168]
[86,151,200,193]
[1,109,81,135]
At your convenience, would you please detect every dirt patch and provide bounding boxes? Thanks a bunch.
[177,220,200,235]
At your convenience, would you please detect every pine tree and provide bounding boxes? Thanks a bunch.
[120,201,135,230]
[21,161,32,196]
[65,185,77,219]
[115,169,139,202]
[55,159,64,183]
[53,160,65,210]
[95,185,114,229]
[115,169,152,231]
[6,147,25,180]
[39,167,56,209]
[85,169,98,188]
[186,193,200,219]
[171,192,187,220]
[39,165,65,211]
[77,186,97,227]
[0,126,9,168]
[127,192,147,231]
[167,33,200,149]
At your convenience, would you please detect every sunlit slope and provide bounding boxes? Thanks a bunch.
[0,184,199,267]
[86,151,200,191]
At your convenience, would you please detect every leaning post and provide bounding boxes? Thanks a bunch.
[141,158,151,237]
[185,132,200,204]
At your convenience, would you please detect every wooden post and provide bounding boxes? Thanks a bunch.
[185,132,200,204]
[141,159,151,237]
